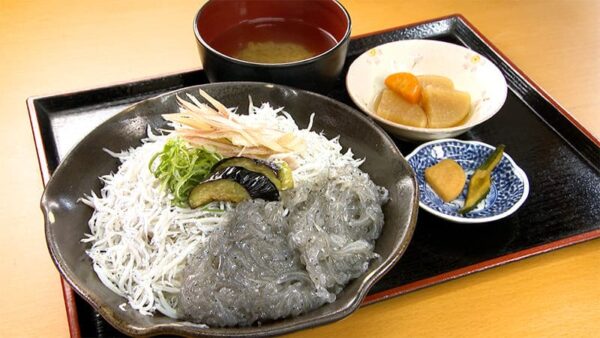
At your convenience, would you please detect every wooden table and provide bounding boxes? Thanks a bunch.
[1,0,598,337]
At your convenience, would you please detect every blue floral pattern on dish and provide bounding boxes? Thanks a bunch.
[406,139,529,222]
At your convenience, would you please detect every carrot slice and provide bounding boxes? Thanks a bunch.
[384,72,422,104]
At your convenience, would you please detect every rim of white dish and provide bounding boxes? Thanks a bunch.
[405,139,530,224]
[345,39,508,134]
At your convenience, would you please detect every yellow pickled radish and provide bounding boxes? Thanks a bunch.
[424,159,466,202]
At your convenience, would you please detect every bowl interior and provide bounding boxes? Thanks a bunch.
[195,0,350,59]
[346,40,507,136]
[42,82,417,336]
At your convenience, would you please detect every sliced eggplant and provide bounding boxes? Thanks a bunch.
[211,157,294,191]
[188,179,251,208]
[212,157,281,189]
[211,166,280,201]
[188,166,279,208]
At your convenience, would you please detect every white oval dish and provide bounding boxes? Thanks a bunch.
[405,139,529,224]
[346,40,508,141]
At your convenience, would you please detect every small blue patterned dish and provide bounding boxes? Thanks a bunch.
[406,139,529,223]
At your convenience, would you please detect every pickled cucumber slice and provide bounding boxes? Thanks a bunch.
[459,145,506,214]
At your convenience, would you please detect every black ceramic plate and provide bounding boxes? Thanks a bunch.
[41,82,418,337]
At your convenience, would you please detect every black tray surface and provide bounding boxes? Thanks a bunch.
[29,16,600,338]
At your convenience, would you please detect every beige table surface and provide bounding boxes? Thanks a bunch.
[1,0,599,337]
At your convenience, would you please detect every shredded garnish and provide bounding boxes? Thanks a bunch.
[149,138,221,207]
[162,90,306,159]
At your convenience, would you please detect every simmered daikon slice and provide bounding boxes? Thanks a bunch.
[417,75,454,90]
[422,86,471,128]
[376,88,427,128]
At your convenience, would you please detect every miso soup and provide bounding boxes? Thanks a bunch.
[209,19,337,64]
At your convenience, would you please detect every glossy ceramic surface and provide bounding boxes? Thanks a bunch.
[346,40,507,141]
[41,82,418,337]
[406,139,529,223]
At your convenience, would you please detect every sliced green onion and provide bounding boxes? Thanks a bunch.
[149,138,221,207]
